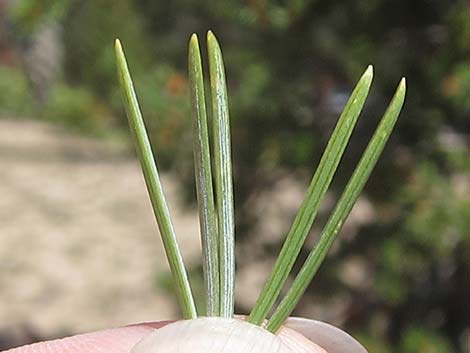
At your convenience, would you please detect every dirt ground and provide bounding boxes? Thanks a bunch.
[0,119,202,349]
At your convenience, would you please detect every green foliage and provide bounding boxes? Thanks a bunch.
[10,0,69,34]
[400,327,453,353]
[0,67,33,116]
[64,0,153,98]
[447,62,470,113]
[44,84,110,133]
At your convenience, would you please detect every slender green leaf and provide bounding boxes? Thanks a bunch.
[115,39,197,319]
[266,78,406,332]
[188,34,220,316]
[207,31,235,318]
[248,66,374,325]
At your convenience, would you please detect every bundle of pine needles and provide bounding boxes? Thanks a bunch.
[115,31,406,333]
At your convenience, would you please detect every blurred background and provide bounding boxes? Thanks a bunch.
[0,0,469,352]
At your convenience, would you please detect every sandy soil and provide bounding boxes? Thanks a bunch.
[0,119,202,348]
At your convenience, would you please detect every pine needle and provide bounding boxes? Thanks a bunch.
[115,39,197,319]
[207,31,236,318]
[188,34,220,316]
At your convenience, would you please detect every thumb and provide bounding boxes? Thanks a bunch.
[1,322,171,353]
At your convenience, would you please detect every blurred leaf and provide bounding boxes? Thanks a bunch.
[401,326,453,353]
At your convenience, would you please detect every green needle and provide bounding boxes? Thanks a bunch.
[115,39,197,319]
[207,31,236,318]
[189,34,220,316]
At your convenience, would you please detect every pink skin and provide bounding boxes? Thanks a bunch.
[1,322,171,353]
[2,321,326,353]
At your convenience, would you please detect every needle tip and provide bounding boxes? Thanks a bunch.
[115,38,122,50]
[399,77,407,90]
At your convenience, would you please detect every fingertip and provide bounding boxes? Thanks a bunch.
[3,321,172,353]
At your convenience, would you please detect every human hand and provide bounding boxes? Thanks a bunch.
[2,321,170,353]
[2,318,367,353]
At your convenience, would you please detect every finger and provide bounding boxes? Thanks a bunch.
[284,318,368,353]
[2,321,171,353]
[278,326,327,353]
